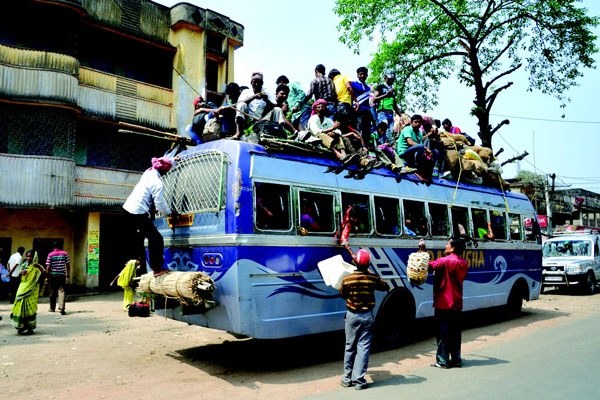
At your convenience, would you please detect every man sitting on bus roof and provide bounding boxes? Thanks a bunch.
[232,72,276,140]
[308,99,355,163]
[397,114,439,184]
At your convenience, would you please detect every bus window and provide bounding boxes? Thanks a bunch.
[428,203,449,237]
[491,210,507,240]
[341,193,371,234]
[450,206,471,239]
[471,208,494,241]
[509,213,522,240]
[524,216,541,242]
[255,182,291,231]
[403,199,428,237]
[299,191,335,234]
[374,196,400,235]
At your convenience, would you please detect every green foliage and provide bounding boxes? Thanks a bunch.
[334,0,599,148]
[515,170,547,188]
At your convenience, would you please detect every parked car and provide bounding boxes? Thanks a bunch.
[542,233,600,294]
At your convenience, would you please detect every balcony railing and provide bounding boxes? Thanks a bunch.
[0,153,141,209]
[0,154,74,207]
[74,165,141,208]
[0,44,79,105]
[78,67,173,129]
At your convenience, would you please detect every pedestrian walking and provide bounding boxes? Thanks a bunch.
[46,242,71,315]
[10,250,45,335]
[7,247,25,304]
[339,249,390,390]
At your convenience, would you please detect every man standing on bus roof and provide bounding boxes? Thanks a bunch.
[372,70,403,139]
[340,249,390,390]
[123,156,174,277]
[426,237,468,369]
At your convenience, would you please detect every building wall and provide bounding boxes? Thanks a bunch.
[0,0,244,290]
[0,208,81,280]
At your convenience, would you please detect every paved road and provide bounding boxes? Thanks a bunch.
[302,312,600,400]
[2,290,599,400]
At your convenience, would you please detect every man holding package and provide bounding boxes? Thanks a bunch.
[339,249,389,390]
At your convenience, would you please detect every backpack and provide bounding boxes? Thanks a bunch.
[202,116,222,142]
[252,120,288,139]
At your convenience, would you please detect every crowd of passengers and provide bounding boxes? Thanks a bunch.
[187,65,509,188]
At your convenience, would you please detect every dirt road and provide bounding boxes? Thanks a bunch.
[1,289,597,400]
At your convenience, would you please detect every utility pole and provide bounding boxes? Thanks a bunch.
[545,173,556,235]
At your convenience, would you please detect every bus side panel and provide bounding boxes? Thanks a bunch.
[244,245,347,339]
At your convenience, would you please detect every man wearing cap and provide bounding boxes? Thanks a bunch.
[339,249,390,390]
[372,70,403,139]
[233,72,275,139]
[123,157,174,276]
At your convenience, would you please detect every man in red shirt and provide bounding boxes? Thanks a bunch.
[427,237,468,368]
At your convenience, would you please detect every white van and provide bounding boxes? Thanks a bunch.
[542,233,600,294]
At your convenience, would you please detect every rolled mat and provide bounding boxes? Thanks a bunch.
[137,271,215,305]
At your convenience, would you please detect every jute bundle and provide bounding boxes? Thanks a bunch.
[137,271,215,305]
[407,252,430,285]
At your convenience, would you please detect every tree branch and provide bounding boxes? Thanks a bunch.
[480,38,515,75]
[485,63,522,91]
[486,81,513,111]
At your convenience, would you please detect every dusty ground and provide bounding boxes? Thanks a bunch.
[1,287,598,400]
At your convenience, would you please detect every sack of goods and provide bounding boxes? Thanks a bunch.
[128,302,150,317]
[407,251,430,285]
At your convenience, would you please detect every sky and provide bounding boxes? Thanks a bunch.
[155,0,600,194]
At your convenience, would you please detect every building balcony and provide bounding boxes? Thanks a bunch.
[0,44,79,105]
[78,67,173,130]
[0,153,140,210]
[0,44,173,130]
[74,164,141,209]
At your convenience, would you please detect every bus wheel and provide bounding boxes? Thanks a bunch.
[375,289,415,348]
[583,272,596,295]
[505,282,525,318]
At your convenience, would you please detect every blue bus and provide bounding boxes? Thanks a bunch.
[153,139,542,344]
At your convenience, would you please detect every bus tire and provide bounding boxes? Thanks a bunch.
[375,288,415,347]
[505,280,527,317]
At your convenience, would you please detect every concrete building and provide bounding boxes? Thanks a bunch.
[0,0,243,290]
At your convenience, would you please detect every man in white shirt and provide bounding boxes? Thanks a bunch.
[232,72,275,139]
[7,247,25,304]
[123,157,173,276]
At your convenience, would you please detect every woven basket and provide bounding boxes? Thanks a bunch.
[407,252,430,285]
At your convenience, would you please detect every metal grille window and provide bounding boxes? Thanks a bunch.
[162,150,228,215]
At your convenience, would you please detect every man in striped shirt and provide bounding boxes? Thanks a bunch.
[339,249,389,390]
[46,242,71,315]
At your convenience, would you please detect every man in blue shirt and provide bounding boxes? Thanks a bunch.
[349,67,375,148]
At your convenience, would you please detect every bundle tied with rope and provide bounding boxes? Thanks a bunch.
[407,251,430,286]
[137,271,215,306]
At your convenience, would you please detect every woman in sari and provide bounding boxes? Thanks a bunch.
[116,258,140,311]
[10,250,44,335]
